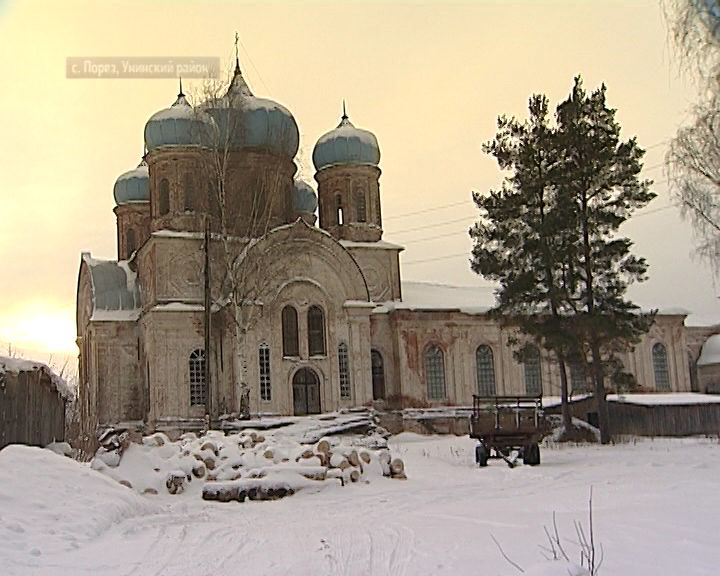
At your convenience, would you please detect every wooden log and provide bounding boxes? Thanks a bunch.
[390,458,405,477]
[316,439,331,454]
[348,450,361,467]
[350,469,361,483]
[360,451,371,464]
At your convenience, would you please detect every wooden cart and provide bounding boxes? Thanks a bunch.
[469,394,550,467]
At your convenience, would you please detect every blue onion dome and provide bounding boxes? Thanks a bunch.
[113,160,149,204]
[312,107,381,172]
[144,85,214,152]
[293,179,318,213]
[203,61,299,158]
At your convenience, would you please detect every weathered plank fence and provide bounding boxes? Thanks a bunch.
[0,362,67,450]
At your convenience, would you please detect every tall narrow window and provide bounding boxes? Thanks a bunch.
[184,173,195,212]
[281,306,299,357]
[371,349,385,400]
[338,342,351,399]
[336,194,344,226]
[425,345,446,400]
[570,360,589,393]
[354,188,367,222]
[189,349,206,406]
[259,343,271,401]
[126,228,136,256]
[475,345,496,396]
[308,305,326,356]
[159,178,170,215]
[653,343,671,391]
[523,345,542,395]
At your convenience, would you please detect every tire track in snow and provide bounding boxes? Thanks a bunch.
[322,523,415,576]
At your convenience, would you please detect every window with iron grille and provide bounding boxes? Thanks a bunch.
[570,360,590,393]
[354,188,367,223]
[523,345,542,395]
[338,342,351,399]
[653,343,671,391]
[425,345,446,400]
[259,343,271,401]
[308,305,326,356]
[475,345,496,396]
[189,348,206,406]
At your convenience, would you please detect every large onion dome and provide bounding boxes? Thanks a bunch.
[293,179,318,214]
[113,160,149,204]
[312,106,380,172]
[204,61,299,158]
[144,84,213,152]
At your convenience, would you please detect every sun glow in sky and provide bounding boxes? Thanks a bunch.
[1,0,718,366]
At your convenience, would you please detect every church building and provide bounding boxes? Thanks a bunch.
[76,57,695,440]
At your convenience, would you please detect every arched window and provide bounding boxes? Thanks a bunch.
[354,187,367,223]
[523,345,542,395]
[259,343,271,401]
[158,178,170,215]
[126,228,136,256]
[281,306,299,357]
[653,343,671,391]
[335,194,344,226]
[425,345,446,400]
[371,349,385,400]
[189,349,206,406]
[338,342,351,399]
[308,305,326,356]
[184,173,195,212]
[570,360,589,393]
[476,345,496,396]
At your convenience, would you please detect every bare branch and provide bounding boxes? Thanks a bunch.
[490,533,525,574]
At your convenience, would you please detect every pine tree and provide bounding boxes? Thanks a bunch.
[471,95,576,431]
[471,77,656,444]
[555,77,656,444]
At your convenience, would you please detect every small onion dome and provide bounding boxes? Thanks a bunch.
[204,64,299,158]
[293,179,318,213]
[113,160,149,204]
[144,89,213,152]
[312,109,380,172]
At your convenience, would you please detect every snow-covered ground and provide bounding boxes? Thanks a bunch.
[2,434,719,575]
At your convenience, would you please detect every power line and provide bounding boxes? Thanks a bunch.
[390,215,477,236]
[403,252,469,266]
[237,35,272,95]
[384,200,473,221]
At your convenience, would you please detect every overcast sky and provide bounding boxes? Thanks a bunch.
[0,0,717,365]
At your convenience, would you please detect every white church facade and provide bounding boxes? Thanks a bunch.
[76,58,696,441]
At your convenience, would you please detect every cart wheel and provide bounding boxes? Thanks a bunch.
[475,444,489,467]
[523,442,540,466]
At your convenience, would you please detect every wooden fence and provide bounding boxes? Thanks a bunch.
[546,396,720,437]
[0,369,66,450]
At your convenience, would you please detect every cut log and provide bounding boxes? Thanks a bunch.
[360,451,371,464]
[390,458,405,476]
[350,469,361,483]
[263,449,274,460]
[316,439,331,454]
[348,450,361,467]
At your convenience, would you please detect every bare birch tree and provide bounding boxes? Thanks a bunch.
[189,59,297,421]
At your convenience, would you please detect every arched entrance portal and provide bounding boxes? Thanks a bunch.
[293,368,321,416]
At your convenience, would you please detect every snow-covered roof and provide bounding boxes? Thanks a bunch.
[608,393,720,406]
[0,356,74,400]
[340,239,405,251]
[698,334,720,366]
[375,281,496,315]
[83,254,141,322]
